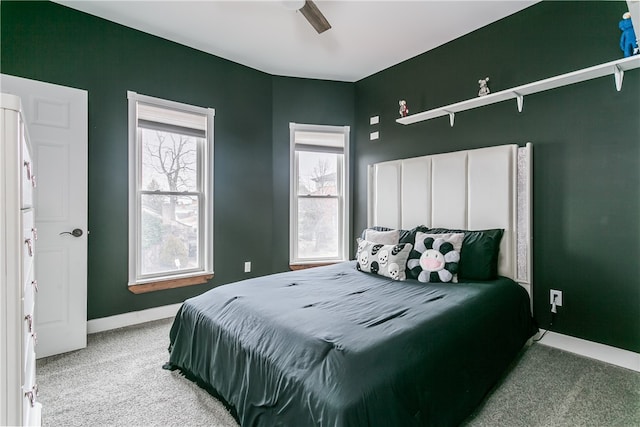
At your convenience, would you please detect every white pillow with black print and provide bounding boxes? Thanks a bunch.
[355,238,413,281]
[364,228,400,245]
[407,232,464,283]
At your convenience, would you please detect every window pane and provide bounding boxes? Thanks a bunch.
[140,194,199,275]
[297,151,340,196]
[297,197,339,259]
[140,128,199,192]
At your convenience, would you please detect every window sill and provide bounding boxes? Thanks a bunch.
[128,273,213,294]
[289,263,338,271]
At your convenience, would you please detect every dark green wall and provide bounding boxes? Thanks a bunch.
[354,1,639,352]
[0,1,354,319]
[271,76,355,272]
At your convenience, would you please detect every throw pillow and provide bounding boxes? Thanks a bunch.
[355,238,413,281]
[364,228,400,245]
[360,225,429,246]
[428,228,504,280]
[407,232,464,283]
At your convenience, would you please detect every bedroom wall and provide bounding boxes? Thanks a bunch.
[353,1,639,353]
[271,76,356,272]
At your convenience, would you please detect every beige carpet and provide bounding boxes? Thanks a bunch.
[37,318,640,427]
[37,318,238,427]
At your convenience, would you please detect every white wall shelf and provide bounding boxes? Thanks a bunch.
[396,55,640,126]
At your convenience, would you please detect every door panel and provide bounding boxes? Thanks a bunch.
[1,74,88,358]
[34,142,69,221]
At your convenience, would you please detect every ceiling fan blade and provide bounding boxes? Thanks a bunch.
[299,0,331,34]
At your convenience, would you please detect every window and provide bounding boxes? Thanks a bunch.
[290,123,350,265]
[128,91,214,288]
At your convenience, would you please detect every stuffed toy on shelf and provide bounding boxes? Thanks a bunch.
[619,12,639,57]
[478,77,490,97]
[399,100,409,117]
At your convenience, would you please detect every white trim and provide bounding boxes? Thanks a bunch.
[536,330,640,372]
[127,91,214,285]
[127,90,215,117]
[127,95,138,286]
[131,270,214,286]
[289,123,351,264]
[87,303,182,334]
[290,122,347,135]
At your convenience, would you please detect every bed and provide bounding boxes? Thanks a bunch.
[166,143,536,426]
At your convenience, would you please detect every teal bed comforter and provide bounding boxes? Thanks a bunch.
[166,261,536,426]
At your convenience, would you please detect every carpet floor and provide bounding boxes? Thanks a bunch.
[37,318,640,426]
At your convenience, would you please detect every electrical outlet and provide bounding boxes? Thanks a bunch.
[244,261,251,273]
[550,289,563,307]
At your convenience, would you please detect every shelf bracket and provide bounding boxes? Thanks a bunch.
[614,65,624,91]
[445,111,455,127]
[515,93,524,113]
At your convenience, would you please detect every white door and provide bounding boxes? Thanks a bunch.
[1,74,88,358]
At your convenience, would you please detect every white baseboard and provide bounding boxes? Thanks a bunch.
[536,330,640,372]
[87,303,183,334]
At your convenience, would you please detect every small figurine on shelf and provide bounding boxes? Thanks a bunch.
[399,100,409,117]
[478,77,490,97]
[619,12,639,57]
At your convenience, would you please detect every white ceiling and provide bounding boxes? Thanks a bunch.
[54,1,539,82]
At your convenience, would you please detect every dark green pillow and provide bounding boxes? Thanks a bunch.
[428,228,504,280]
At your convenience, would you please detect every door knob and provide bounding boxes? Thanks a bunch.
[60,228,83,237]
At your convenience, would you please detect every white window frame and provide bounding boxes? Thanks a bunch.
[289,123,350,265]
[127,91,214,286]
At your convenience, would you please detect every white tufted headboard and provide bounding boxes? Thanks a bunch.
[367,143,532,295]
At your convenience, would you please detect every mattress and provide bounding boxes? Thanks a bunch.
[166,261,536,426]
